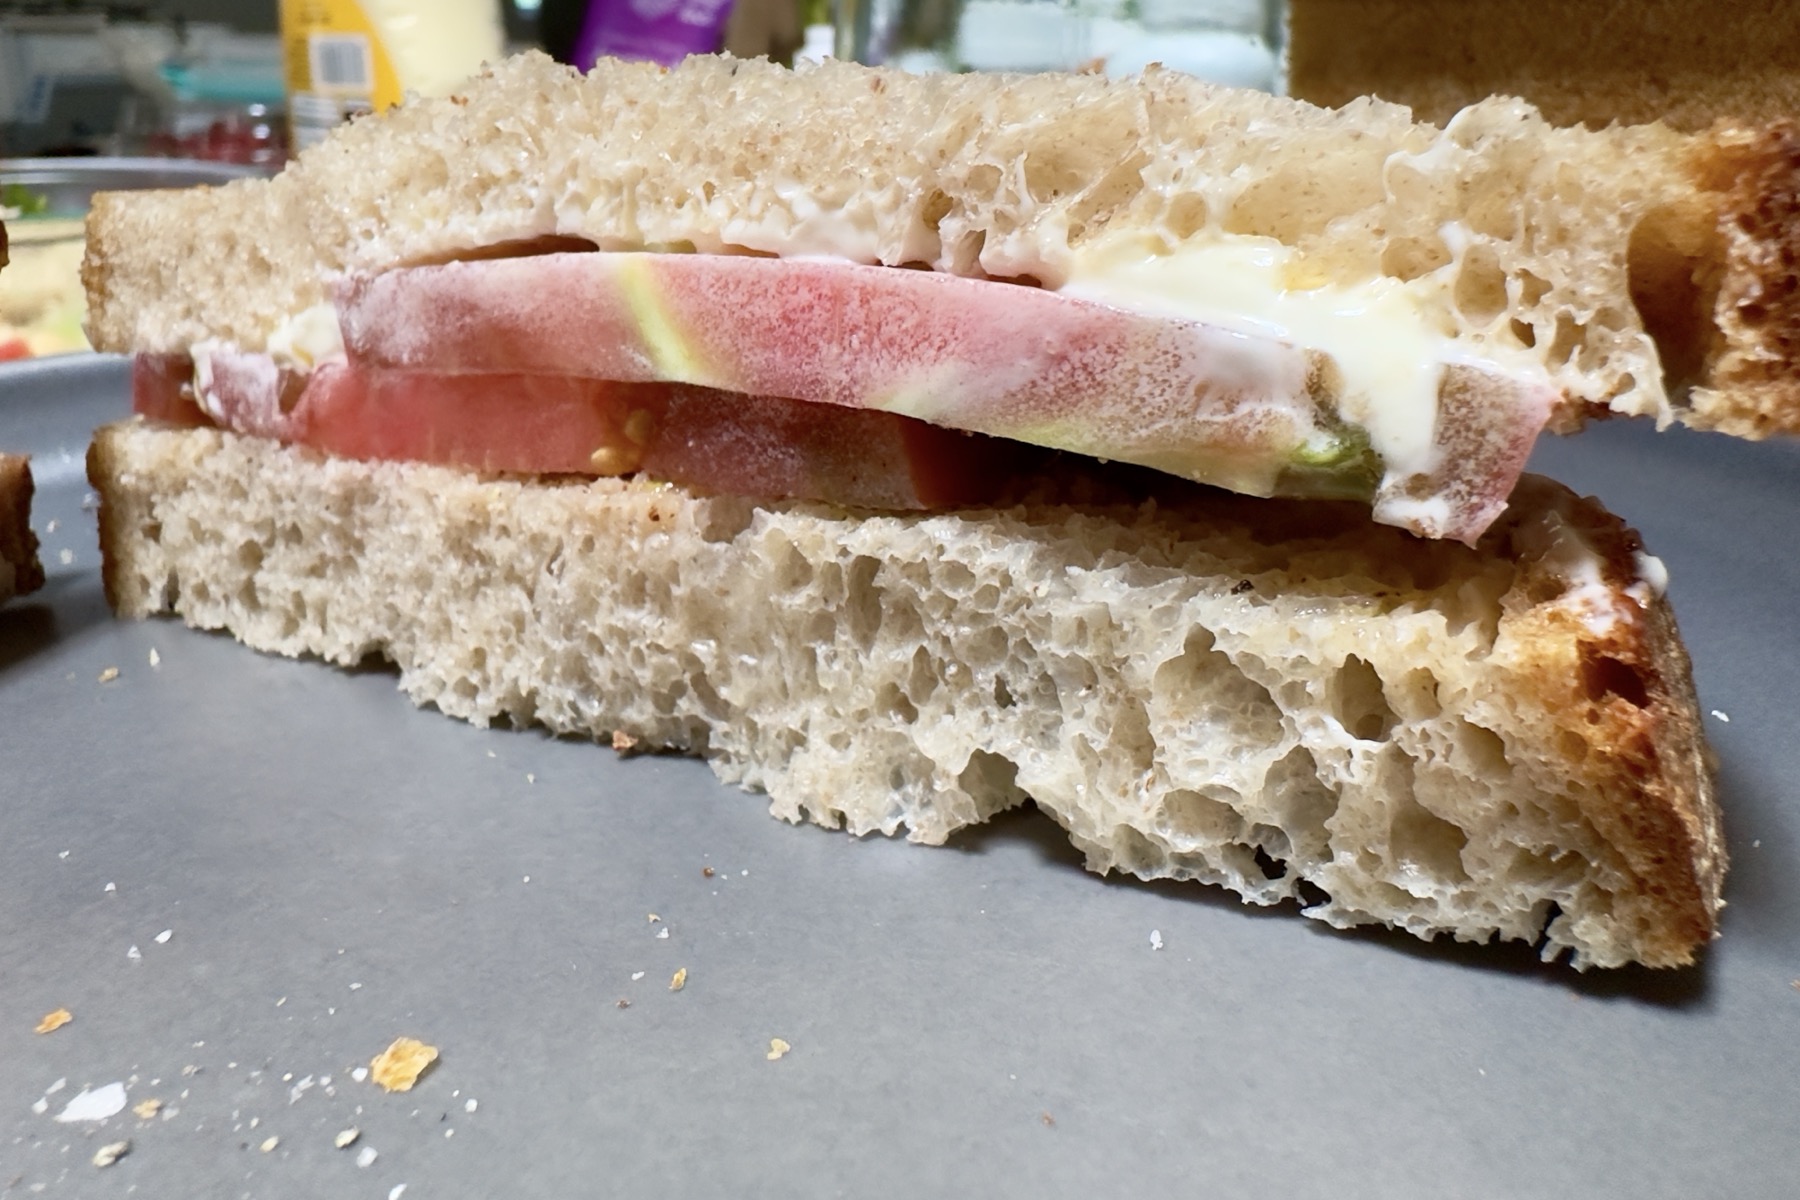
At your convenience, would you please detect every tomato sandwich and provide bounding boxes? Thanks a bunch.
[82,52,1795,967]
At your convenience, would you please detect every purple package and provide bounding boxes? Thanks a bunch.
[572,0,737,67]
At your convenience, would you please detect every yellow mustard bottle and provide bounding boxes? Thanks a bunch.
[279,0,504,151]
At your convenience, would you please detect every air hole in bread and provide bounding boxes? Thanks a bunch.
[1165,192,1209,242]
[1580,653,1651,709]
[1265,745,1337,866]
[1379,233,1452,283]
[1387,770,1471,886]
[1546,314,1585,368]
[1627,212,1717,389]
[1331,655,1397,742]
[1150,628,1284,748]
[1249,840,1287,882]
[1453,243,1509,328]
[841,554,882,649]
[1158,788,1244,846]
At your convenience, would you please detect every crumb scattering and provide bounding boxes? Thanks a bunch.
[389,1185,408,1200]
[148,648,161,667]
[35,1009,72,1034]
[464,1098,477,1113]
[656,927,670,940]
[92,1140,130,1168]
[611,730,641,754]
[98,666,119,683]
[702,866,715,877]
[669,967,688,992]
[647,913,661,923]
[334,1127,360,1148]
[260,1135,280,1153]
[1710,709,1731,722]
[766,1038,791,1061]
[356,1145,379,1168]
[370,1038,439,1092]
[630,971,645,981]
[1149,929,1164,951]
[59,548,74,566]
[1041,1112,1056,1128]
[616,998,630,1008]
[132,1099,162,1119]
[155,929,173,944]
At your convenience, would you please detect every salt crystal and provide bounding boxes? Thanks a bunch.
[1149,929,1164,950]
[630,971,644,981]
[127,945,141,960]
[351,1067,369,1083]
[154,929,172,944]
[148,648,161,668]
[464,1098,477,1113]
[31,1098,48,1115]
[655,928,669,940]
[389,1185,407,1200]
[1711,709,1731,723]
[356,1146,378,1168]
[104,882,116,893]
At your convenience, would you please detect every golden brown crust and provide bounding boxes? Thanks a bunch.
[1495,478,1723,966]
[1287,0,1800,132]
[85,424,138,615]
[1685,121,1800,438]
[0,453,44,602]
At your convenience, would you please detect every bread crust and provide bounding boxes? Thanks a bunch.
[86,419,1723,967]
[0,453,43,603]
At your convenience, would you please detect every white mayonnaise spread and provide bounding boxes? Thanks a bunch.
[1056,230,1546,483]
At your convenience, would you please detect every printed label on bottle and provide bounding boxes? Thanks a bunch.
[279,0,403,149]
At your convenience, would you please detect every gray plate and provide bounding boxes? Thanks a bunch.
[2,354,1798,1199]
[1,159,262,218]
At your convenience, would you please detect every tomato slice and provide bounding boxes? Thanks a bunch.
[131,355,1036,510]
[0,337,31,362]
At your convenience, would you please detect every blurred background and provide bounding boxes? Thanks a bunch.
[0,0,1283,160]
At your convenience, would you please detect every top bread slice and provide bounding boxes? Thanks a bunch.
[82,51,1800,440]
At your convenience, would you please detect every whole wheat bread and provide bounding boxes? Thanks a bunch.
[88,419,1723,968]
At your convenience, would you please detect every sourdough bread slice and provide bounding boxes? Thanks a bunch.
[88,418,1723,968]
[0,453,43,604]
[80,52,1800,439]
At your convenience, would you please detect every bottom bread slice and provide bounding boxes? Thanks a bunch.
[89,419,1724,968]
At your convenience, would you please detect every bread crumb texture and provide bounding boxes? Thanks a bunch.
[88,422,1724,968]
[80,52,1800,436]
[369,1037,438,1092]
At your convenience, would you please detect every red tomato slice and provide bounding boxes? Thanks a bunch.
[0,337,31,362]
[131,355,1035,510]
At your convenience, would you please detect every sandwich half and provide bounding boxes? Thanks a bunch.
[82,53,1742,967]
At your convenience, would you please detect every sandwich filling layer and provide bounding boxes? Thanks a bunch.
[158,249,1558,541]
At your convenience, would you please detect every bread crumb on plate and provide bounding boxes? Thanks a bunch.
[370,1038,438,1092]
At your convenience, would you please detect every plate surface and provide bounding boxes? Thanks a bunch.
[3,355,1798,1198]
